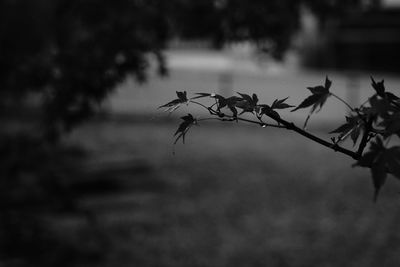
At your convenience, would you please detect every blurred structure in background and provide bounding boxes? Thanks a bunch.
[301,0,400,73]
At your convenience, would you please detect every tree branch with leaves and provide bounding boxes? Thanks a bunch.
[160,76,400,201]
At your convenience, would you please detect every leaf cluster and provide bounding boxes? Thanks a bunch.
[161,76,400,200]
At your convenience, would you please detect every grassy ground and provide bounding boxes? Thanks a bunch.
[66,118,400,267]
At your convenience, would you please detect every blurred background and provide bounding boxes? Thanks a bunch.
[1,0,400,266]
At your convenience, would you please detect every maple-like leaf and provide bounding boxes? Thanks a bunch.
[370,76,400,102]
[292,76,331,113]
[271,97,294,110]
[159,91,188,112]
[368,95,389,118]
[380,112,400,137]
[354,137,400,201]
[355,138,386,201]
[386,147,400,179]
[215,95,241,117]
[330,116,363,145]
[191,93,212,99]
[258,104,280,119]
[371,76,385,97]
[236,93,259,114]
[174,114,197,144]
[291,76,332,128]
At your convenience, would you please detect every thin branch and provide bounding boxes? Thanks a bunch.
[330,93,354,112]
[265,113,360,160]
[236,117,286,128]
[189,100,211,110]
[189,98,360,160]
[196,117,223,122]
[189,100,219,115]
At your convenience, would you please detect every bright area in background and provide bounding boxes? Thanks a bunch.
[108,48,400,128]
[384,0,400,6]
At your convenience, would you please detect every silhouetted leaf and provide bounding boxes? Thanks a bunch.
[386,147,400,179]
[258,104,280,119]
[291,76,331,118]
[191,93,212,99]
[325,76,332,90]
[307,85,325,95]
[174,114,197,144]
[225,96,241,117]
[236,93,259,114]
[330,116,363,145]
[368,95,389,118]
[371,154,387,202]
[271,97,294,109]
[292,94,322,112]
[371,76,385,97]
[355,137,388,201]
[159,91,188,112]
[380,112,400,137]
[386,92,399,101]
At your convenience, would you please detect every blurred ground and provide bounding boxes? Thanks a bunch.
[62,50,400,266]
[66,119,400,267]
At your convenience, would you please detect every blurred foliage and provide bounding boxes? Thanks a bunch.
[171,0,301,59]
[0,134,110,266]
[0,0,171,138]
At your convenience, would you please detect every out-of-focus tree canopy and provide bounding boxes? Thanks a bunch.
[0,0,374,138]
[0,0,171,138]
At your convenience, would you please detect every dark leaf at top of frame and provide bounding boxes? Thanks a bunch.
[330,116,363,145]
[159,91,188,111]
[271,97,294,110]
[174,114,197,144]
[371,76,385,97]
[291,76,331,113]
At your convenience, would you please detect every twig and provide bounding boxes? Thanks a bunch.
[330,93,355,112]
[190,98,360,160]
[265,113,360,160]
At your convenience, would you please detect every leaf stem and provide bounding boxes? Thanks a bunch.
[330,93,354,112]
[189,100,210,110]
[357,118,373,157]
[190,98,360,160]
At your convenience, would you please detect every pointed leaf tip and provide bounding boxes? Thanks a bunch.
[370,76,385,96]
[325,76,332,90]
[174,114,197,144]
